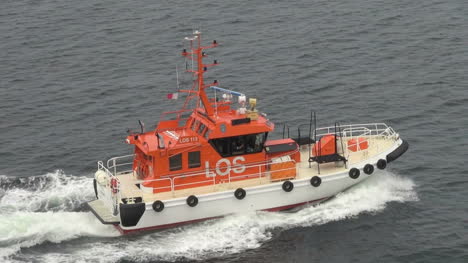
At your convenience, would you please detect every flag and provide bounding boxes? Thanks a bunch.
[167,92,178,100]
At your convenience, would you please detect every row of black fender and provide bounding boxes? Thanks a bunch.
[151,159,388,213]
[348,158,387,179]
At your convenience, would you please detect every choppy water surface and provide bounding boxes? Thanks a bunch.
[1,0,467,262]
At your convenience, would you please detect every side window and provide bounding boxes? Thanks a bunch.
[188,151,201,168]
[143,154,153,162]
[191,120,200,132]
[169,153,182,171]
[198,123,206,135]
[212,138,230,157]
[204,129,211,140]
[252,133,266,152]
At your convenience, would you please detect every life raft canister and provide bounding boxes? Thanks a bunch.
[110,177,119,194]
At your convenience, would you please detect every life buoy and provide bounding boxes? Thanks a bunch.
[310,176,321,187]
[349,168,360,179]
[187,195,198,207]
[234,188,246,200]
[110,177,119,194]
[363,164,374,175]
[282,180,294,192]
[152,200,164,212]
[377,159,387,170]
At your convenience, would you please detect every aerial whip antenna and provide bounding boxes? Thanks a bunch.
[176,64,180,90]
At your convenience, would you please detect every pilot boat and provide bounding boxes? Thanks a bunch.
[86,31,409,234]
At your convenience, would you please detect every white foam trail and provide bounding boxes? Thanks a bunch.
[25,171,417,263]
[0,171,118,261]
[0,170,94,212]
[0,211,119,261]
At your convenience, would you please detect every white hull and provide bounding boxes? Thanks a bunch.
[118,169,371,233]
[87,124,408,234]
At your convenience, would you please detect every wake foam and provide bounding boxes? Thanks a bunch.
[0,211,119,260]
[0,171,119,261]
[0,170,94,212]
[20,171,417,263]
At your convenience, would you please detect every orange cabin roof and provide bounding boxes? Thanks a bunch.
[127,108,274,156]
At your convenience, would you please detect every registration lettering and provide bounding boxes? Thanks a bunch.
[205,157,246,177]
[178,136,199,144]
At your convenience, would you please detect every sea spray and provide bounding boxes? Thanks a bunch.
[2,170,417,262]
[0,211,119,260]
[0,170,94,212]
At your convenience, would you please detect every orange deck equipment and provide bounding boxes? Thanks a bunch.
[270,156,296,181]
[347,137,369,152]
[312,134,336,157]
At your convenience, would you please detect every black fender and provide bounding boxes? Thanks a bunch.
[234,188,246,200]
[363,164,374,175]
[377,159,387,170]
[349,168,360,179]
[152,200,164,212]
[93,179,98,198]
[387,140,409,163]
[282,180,294,192]
[310,176,322,187]
[119,202,145,227]
[187,195,198,207]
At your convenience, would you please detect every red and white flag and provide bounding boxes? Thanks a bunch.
[167,92,178,100]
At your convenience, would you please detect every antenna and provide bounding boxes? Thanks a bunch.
[314,112,320,174]
[176,64,180,90]
[138,120,145,133]
[282,123,286,139]
[214,86,217,117]
[179,30,219,117]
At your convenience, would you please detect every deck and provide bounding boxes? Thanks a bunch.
[114,135,396,203]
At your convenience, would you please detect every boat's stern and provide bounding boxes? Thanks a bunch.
[87,164,122,225]
[86,199,120,225]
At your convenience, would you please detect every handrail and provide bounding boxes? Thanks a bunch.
[158,108,194,126]
[107,154,135,176]
[97,161,121,215]
[138,151,298,193]
[315,123,396,138]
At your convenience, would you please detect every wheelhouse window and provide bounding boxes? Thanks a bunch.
[198,123,206,135]
[231,136,245,155]
[169,153,182,171]
[209,132,267,157]
[191,120,200,132]
[212,137,230,157]
[143,154,153,162]
[246,133,266,153]
[188,151,201,168]
[203,129,211,140]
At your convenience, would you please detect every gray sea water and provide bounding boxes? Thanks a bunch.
[1,0,467,262]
